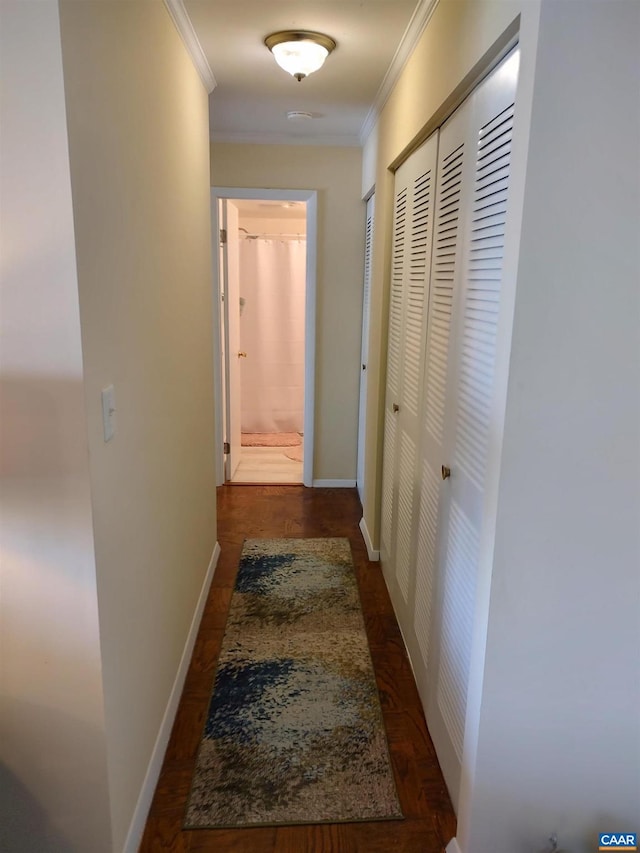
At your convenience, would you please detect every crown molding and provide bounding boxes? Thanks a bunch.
[359,0,440,145]
[163,0,216,93]
[210,130,361,148]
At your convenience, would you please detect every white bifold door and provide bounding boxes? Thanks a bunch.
[380,133,438,596]
[380,48,520,808]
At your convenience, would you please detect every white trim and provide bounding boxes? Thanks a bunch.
[359,0,440,145]
[363,185,376,203]
[356,193,375,502]
[122,541,220,853]
[211,130,361,148]
[211,198,225,487]
[210,187,317,488]
[302,194,318,488]
[312,479,357,488]
[359,517,380,561]
[396,613,418,682]
[163,0,216,93]
[446,839,462,853]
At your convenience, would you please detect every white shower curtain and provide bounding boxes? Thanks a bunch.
[239,238,306,434]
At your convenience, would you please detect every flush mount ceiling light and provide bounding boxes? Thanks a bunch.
[265,31,336,82]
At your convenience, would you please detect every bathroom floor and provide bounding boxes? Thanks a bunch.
[231,444,303,484]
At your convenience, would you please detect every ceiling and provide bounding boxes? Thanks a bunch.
[182,0,422,146]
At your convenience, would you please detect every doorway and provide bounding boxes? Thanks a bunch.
[211,188,317,487]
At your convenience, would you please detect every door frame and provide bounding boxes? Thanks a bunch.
[219,199,242,482]
[357,191,375,504]
[210,186,318,487]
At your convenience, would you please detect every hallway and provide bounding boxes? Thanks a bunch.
[141,486,456,852]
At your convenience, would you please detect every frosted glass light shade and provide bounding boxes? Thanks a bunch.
[272,40,328,79]
[265,31,336,81]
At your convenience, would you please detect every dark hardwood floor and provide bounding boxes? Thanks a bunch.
[140,486,456,852]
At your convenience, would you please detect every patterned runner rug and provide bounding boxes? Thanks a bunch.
[184,537,402,829]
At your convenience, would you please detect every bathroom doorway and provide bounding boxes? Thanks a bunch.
[212,188,317,486]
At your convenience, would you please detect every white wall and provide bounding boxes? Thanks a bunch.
[58,2,218,848]
[0,3,112,851]
[459,3,640,851]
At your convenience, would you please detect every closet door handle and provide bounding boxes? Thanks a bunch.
[441,465,451,480]
[392,403,400,413]
[238,351,247,358]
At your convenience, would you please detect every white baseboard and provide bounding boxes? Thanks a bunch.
[446,838,462,853]
[123,541,221,853]
[312,479,356,488]
[359,517,380,561]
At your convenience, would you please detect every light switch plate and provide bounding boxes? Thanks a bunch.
[101,385,116,442]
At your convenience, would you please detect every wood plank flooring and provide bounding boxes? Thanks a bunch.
[140,486,456,853]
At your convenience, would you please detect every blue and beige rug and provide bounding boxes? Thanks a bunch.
[184,537,402,828]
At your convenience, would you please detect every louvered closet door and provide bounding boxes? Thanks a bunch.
[380,177,407,564]
[380,133,438,606]
[426,48,520,806]
[411,101,470,713]
[357,194,375,502]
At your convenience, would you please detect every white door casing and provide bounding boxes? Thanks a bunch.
[211,187,318,487]
[357,193,375,503]
[221,199,242,481]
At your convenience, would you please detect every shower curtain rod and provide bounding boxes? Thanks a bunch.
[238,227,306,241]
